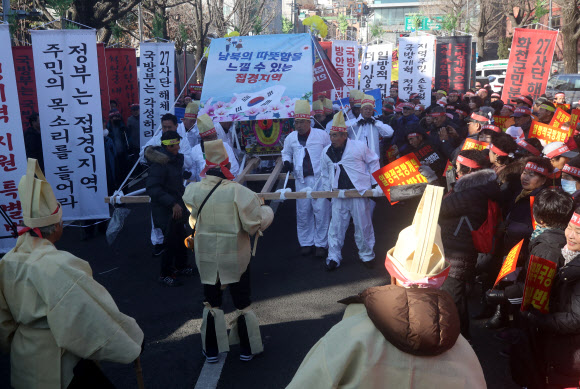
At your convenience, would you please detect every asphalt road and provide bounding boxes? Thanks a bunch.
[0,193,519,388]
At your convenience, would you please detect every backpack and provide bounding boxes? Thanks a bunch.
[455,199,501,253]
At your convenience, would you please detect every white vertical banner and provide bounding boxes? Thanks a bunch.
[331,40,358,101]
[139,42,175,147]
[0,25,28,253]
[31,29,109,221]
[360,43,392,99]
[398,36,435,106]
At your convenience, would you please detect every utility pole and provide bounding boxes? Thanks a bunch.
[2,0,11,22]
[548,0,552,29]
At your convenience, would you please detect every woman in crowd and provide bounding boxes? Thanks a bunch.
[561,155,580,198]
[468,96,484,114]
[439,149,501,339]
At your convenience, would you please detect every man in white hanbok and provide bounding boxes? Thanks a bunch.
[282,100,331,257]
[179,101,201,148]
[325,89,364,132]
[321,111,382,271]
[345,94,394,159]
[190,114,239,181]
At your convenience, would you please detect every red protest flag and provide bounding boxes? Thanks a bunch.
[501,28,558,103]
[521,255,558,313]
[105,48,139,121]
[549,108,572,129]
[97,43,110,122]
[312,39,345,94]
[493,115,513,131]
[494,239,524,287]
[372,153,428,204]
[12,46,39,133]
[529,120,569,143]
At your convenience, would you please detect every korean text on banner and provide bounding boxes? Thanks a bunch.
[360,44,392,99]
[521,255,557,313]
[494,239,524,287]
[139,42,175,147]
[0,25,28,253]
[331,40,358,100]
[501,28,558,103]
[434,36,472,94]
[106,48,138,121]
[12,46,39,133]
[493,115,512,131]
[571,109,580,129]
[398,36,435,106]
[556,103,571,111]
[549,107,571,129]
[462,138,489,151]
[31,29,109,220]
[202,33,313,122]
[372,153,427,204]
[529,120,569,143]
[313,39,344,95]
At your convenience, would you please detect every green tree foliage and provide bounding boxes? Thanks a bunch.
[282,16,294,33]
[497,36,512,59]
[338,14,348,38]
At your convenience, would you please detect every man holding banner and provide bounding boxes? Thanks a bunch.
[321,111,381,271]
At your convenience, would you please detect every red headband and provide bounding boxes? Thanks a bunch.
[383,107,394,113]
[470,113,489,122]
[563,164,580,179]
[482,124,501,133]
[407,132,420,138]
[456,109,467,116]
[200,157,235,180]
[490,144,508,157]
[312,109,324,115]
[401,102,415,109]
[516,96,533,106]
[429,112,446,117]
[504,104,515,112]
[525,161,548,176]
[447,105,455,110]
[331,126,348,132]
[571,212,580,227]
[449,92,459,97]
[200,127,217,138]
[294,113,310,119]
[517,139,541,156]
[184,113,198,119]
[457,155,481,169]
[546,145,571,159]
[555,92,566,98]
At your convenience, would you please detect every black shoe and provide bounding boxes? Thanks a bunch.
[325,260,338,271]
[300,246,314,256]
[153,244,166,257]
[485,304,509,329]
[362,259,376,269]
[176,266,195,277]
[315,247,327,258]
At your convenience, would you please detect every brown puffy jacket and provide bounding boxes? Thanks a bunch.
[353,284,461,356]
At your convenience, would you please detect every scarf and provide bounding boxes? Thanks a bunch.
[562,245,580,266]
[515,189,532,204]
[531,225,552,241]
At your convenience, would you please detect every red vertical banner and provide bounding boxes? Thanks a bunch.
[12,46,38,132]
[434,36,472,94]
[501,28,558,103]
[105,48,138,121]
[97,43,110,123]
[521,255,557,313]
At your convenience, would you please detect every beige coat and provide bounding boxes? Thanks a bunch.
[183,175,268,285]
[287,288,486,389]
[0,233,144,389]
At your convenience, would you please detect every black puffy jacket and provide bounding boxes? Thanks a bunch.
[145,146,188,232]
[439,169,501,280]
[535,253,580,386]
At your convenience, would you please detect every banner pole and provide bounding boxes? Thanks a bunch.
[112,55,204,196]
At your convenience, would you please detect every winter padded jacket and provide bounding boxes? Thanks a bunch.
[439,169,501,280]
[286,284,486,388]
[534,253,580,386]
[145,146,188,232]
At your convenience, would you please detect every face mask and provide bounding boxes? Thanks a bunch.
[562,178,577,194]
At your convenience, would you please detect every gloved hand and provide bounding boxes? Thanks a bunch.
[183,170,192,180]
[521,307,542,328]
[485,289,507,304]
[418,165,438,183]
[372,185,384,197]
[282,161,294,173]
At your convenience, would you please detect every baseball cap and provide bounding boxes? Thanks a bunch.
[543,142,579,159]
